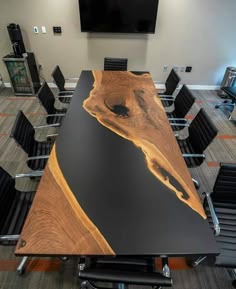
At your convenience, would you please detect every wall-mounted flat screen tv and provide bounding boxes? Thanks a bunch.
[78,0,159,33]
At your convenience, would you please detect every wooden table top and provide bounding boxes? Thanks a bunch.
[15,71,218,257]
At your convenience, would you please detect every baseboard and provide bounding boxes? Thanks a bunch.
[154,82,220,90]
[4,82,220,91]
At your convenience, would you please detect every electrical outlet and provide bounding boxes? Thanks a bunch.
[173,66,179,72]
[42,26,46,33]
[33,26,39,34]
[185,66,192,72]
[163,65,168,72]
[180,66,185,73]
[39,64,42,70]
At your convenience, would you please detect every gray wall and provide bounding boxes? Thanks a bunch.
[0,0,236,85]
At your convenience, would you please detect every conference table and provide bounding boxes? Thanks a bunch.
[15,71,218,258]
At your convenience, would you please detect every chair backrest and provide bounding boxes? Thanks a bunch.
[188,108,218,153]
[212,163,236,201]
[51,65,65,91]
[104,57,128,71]
[173,85,195,118]
[165,69,181,95]
[37,82,56,114]
[0,167,17,234]
[10,110,36,154]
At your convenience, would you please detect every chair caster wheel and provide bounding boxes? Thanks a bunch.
[215,104,220,109]
[232,280,236,288]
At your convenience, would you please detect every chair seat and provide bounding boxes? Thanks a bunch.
[0,190,35,245]
[205,202,236,267]
[28,141,53,170]
[166,111,186,131]
[177,138,204,167]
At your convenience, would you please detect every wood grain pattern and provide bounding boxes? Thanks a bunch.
[15,145,115,256]
[83,71,206,218]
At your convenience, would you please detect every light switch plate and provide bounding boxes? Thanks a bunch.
[42,26,46,33]
[33,26,39,33]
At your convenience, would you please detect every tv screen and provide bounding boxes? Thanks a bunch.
[78,0,159,33]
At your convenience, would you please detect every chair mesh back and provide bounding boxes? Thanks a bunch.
[173,85,195,118]
[0,167,16,234]
[37,82,56,114]
[165,69,181,95]
[10,110,35,154]
[212,163,236,200]
[51,65,65,91]
[104,57,128,71]
[188,108,218,153]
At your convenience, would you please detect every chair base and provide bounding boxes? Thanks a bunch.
[16,256,28,275]
[192,178,200,189]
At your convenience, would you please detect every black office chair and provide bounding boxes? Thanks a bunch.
[51,65,74,101]
[176,108,218,167]
[10,110,53,171]
[37,82,66,126]
[175,108,218,188]
[158,69,181,106]
[104,57,128,71]
[165,85,195,130]
[203,163,236,287]
[0,166,36,274]
[79,256,172,289]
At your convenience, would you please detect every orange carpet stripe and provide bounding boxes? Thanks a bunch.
[155,257,190,270]
[207,162,220,167]
[26,259,61,272]
[0,133,7,137]
[0,259,61,272]
[7,97,35,100]
[185,115,194,120]
[217,135,236,140]
[26,112,46,116]
[195,100,202,104]
[0,113,15,117]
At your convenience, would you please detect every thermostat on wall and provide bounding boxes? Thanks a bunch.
[53,26,62,34]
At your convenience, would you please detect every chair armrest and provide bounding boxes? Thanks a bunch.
[28,155,49,161]
[56,95,73,98]
[79,269,172,287]
[168,118,187,122]
[170,123,189,127]
[182,153,205,159]
[15,170,43,178]
[65,77,78,81]
[0,234,19,241]
[46,114,66,117]
[159,95,174,99]
[47,133,58,138]
[34,123,61,128]
[160,98,174,101]
[59,90,74,93]
[203,192,220,236]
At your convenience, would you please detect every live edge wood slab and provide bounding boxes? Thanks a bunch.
[15,71,213,257]
[83,71,205,218]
